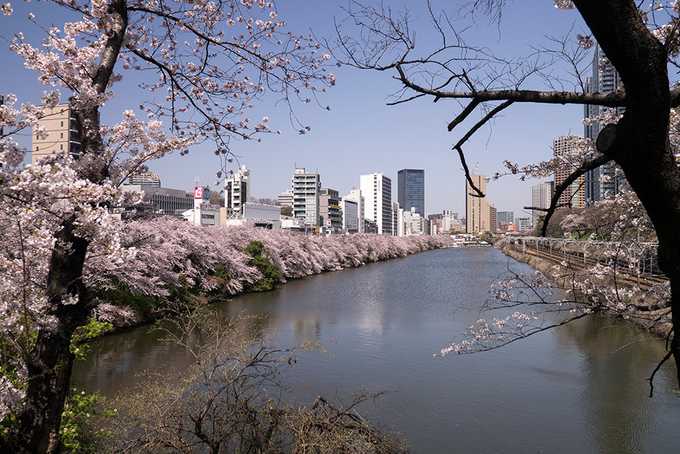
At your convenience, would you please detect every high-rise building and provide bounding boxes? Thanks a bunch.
[31,103,82,164]
[554,136,586,209]
[531,181,554,226]
[343,188,364,233]
[319,188,342,233]
[225,166,250,218]
[292,168,321,227]
[397,169,425,216]
[360,173,393,235]
[341,198,360,233]
[465,174,491,234]
[584,44,626,204]
[489,205,497,234]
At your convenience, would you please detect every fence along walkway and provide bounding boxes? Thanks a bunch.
[505,236,668,290]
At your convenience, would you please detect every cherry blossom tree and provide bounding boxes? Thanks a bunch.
[0,1,334,451]
[90,217,452,318]
[336,0,680,390]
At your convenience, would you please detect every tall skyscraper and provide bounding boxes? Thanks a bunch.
[225,165,250,218]
[360,173,393,235]
[397,169,425,216]
[531,181,554,226]
[465,174,491,234]
[319,188,342,232]
[292,168,321,227]
[554,136,586,209]
[584,44,626,204]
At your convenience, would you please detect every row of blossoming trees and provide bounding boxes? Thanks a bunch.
[88,218,453,327]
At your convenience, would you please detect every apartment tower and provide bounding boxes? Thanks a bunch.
[360,173,393,235]
[465,174,491,234]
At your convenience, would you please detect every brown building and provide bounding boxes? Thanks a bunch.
[319,188,342,233]
[31,104,82,165]
[465,174,492,234]
[553,136,586,209]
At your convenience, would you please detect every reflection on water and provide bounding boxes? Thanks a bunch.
[73,248,680,453]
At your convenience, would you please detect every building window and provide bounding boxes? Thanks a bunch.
[60,121,64,127]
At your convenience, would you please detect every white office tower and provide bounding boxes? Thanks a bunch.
[360,173,393,235]
[225,165,250,218]
[342,188,364,233]
[292,168,321,227]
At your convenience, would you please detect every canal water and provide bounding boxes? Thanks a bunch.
[73,248,680,453]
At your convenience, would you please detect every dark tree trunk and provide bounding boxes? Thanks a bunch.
[3,2,129,449]
[573,0,680,386]
[6,220,90,453]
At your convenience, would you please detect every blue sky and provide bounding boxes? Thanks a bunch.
[0,1,590,217]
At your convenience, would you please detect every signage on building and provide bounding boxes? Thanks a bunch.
[193,186,204,199]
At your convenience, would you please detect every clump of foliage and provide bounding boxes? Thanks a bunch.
[59,390,115,453]
[245,240,283,292]
[70,319,113,361]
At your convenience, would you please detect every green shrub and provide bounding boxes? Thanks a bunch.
[245,240,282,292]
[60,390,115,453]
[70,318,113,360]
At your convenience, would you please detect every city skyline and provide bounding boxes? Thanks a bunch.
[0,0,585,218]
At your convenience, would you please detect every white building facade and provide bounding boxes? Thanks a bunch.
[225,165,250,218]
[292,168,321,227]
[398,207,426,236]
[359,173,393,235]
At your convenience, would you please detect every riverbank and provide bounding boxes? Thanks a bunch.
[74,246,680,453]
[89,218,454,330]
[495,237,672,337]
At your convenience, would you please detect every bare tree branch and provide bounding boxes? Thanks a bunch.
[529,153,613,236]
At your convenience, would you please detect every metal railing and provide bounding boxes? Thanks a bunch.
[505,236,667,286]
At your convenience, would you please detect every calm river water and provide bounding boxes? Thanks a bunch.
[73,248,680,453]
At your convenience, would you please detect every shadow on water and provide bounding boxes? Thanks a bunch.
[73,248,680,453]
[556,315,678,454]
